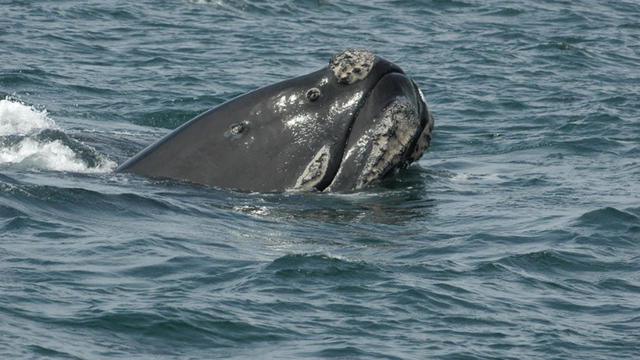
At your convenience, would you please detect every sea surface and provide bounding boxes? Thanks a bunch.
[1,1,639,359]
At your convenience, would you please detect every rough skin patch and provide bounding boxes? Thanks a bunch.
[330,49,375,85]
[224,121,247,139]
[408,109,434,162]
[358,101,420,188]
[294,145,330,190]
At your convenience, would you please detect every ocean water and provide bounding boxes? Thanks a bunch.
[1,0,639,358]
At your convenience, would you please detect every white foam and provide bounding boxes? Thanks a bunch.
[451,173,470,182]
[0,98,116,173]
[451,172,502,183]
[0,98,56,136]
[0,138,110,172]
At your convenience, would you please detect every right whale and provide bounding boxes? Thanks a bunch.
[117,49,434,192]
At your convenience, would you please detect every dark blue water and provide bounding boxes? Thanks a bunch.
[2,1,639,358]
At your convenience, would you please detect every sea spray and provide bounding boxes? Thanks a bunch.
[0,98,115,173]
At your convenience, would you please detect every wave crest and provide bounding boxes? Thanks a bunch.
[0,98,115,173]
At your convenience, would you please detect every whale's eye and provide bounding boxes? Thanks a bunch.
[306,88,321,102]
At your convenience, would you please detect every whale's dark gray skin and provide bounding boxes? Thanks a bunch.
[117,50,434,192]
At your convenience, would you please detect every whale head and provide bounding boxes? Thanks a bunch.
[117,49,434,192]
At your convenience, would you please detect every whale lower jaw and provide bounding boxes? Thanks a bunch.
[324,99,425,192]
[355,101,421,189]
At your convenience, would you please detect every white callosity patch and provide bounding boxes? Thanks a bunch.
[0,98,115,173]
[293,145,330,190]
[403,85,433,162]
[357,101,420,188]
[329,49,375,85]
[408,109,434,162]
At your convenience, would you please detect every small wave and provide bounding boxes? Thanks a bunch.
[187,0,225,4]
[266,253,379,280]
[0,98,115,173]
[577,207,639,224]
[574,207,640,236]
[477,248,636,278]
[27,345,77,359]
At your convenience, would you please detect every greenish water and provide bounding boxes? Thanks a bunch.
[1,1,639,359]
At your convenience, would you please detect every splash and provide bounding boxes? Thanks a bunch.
[0,98,55,136]
[0,98,115,173]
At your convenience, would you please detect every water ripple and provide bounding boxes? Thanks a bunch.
[2,0,640,359]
